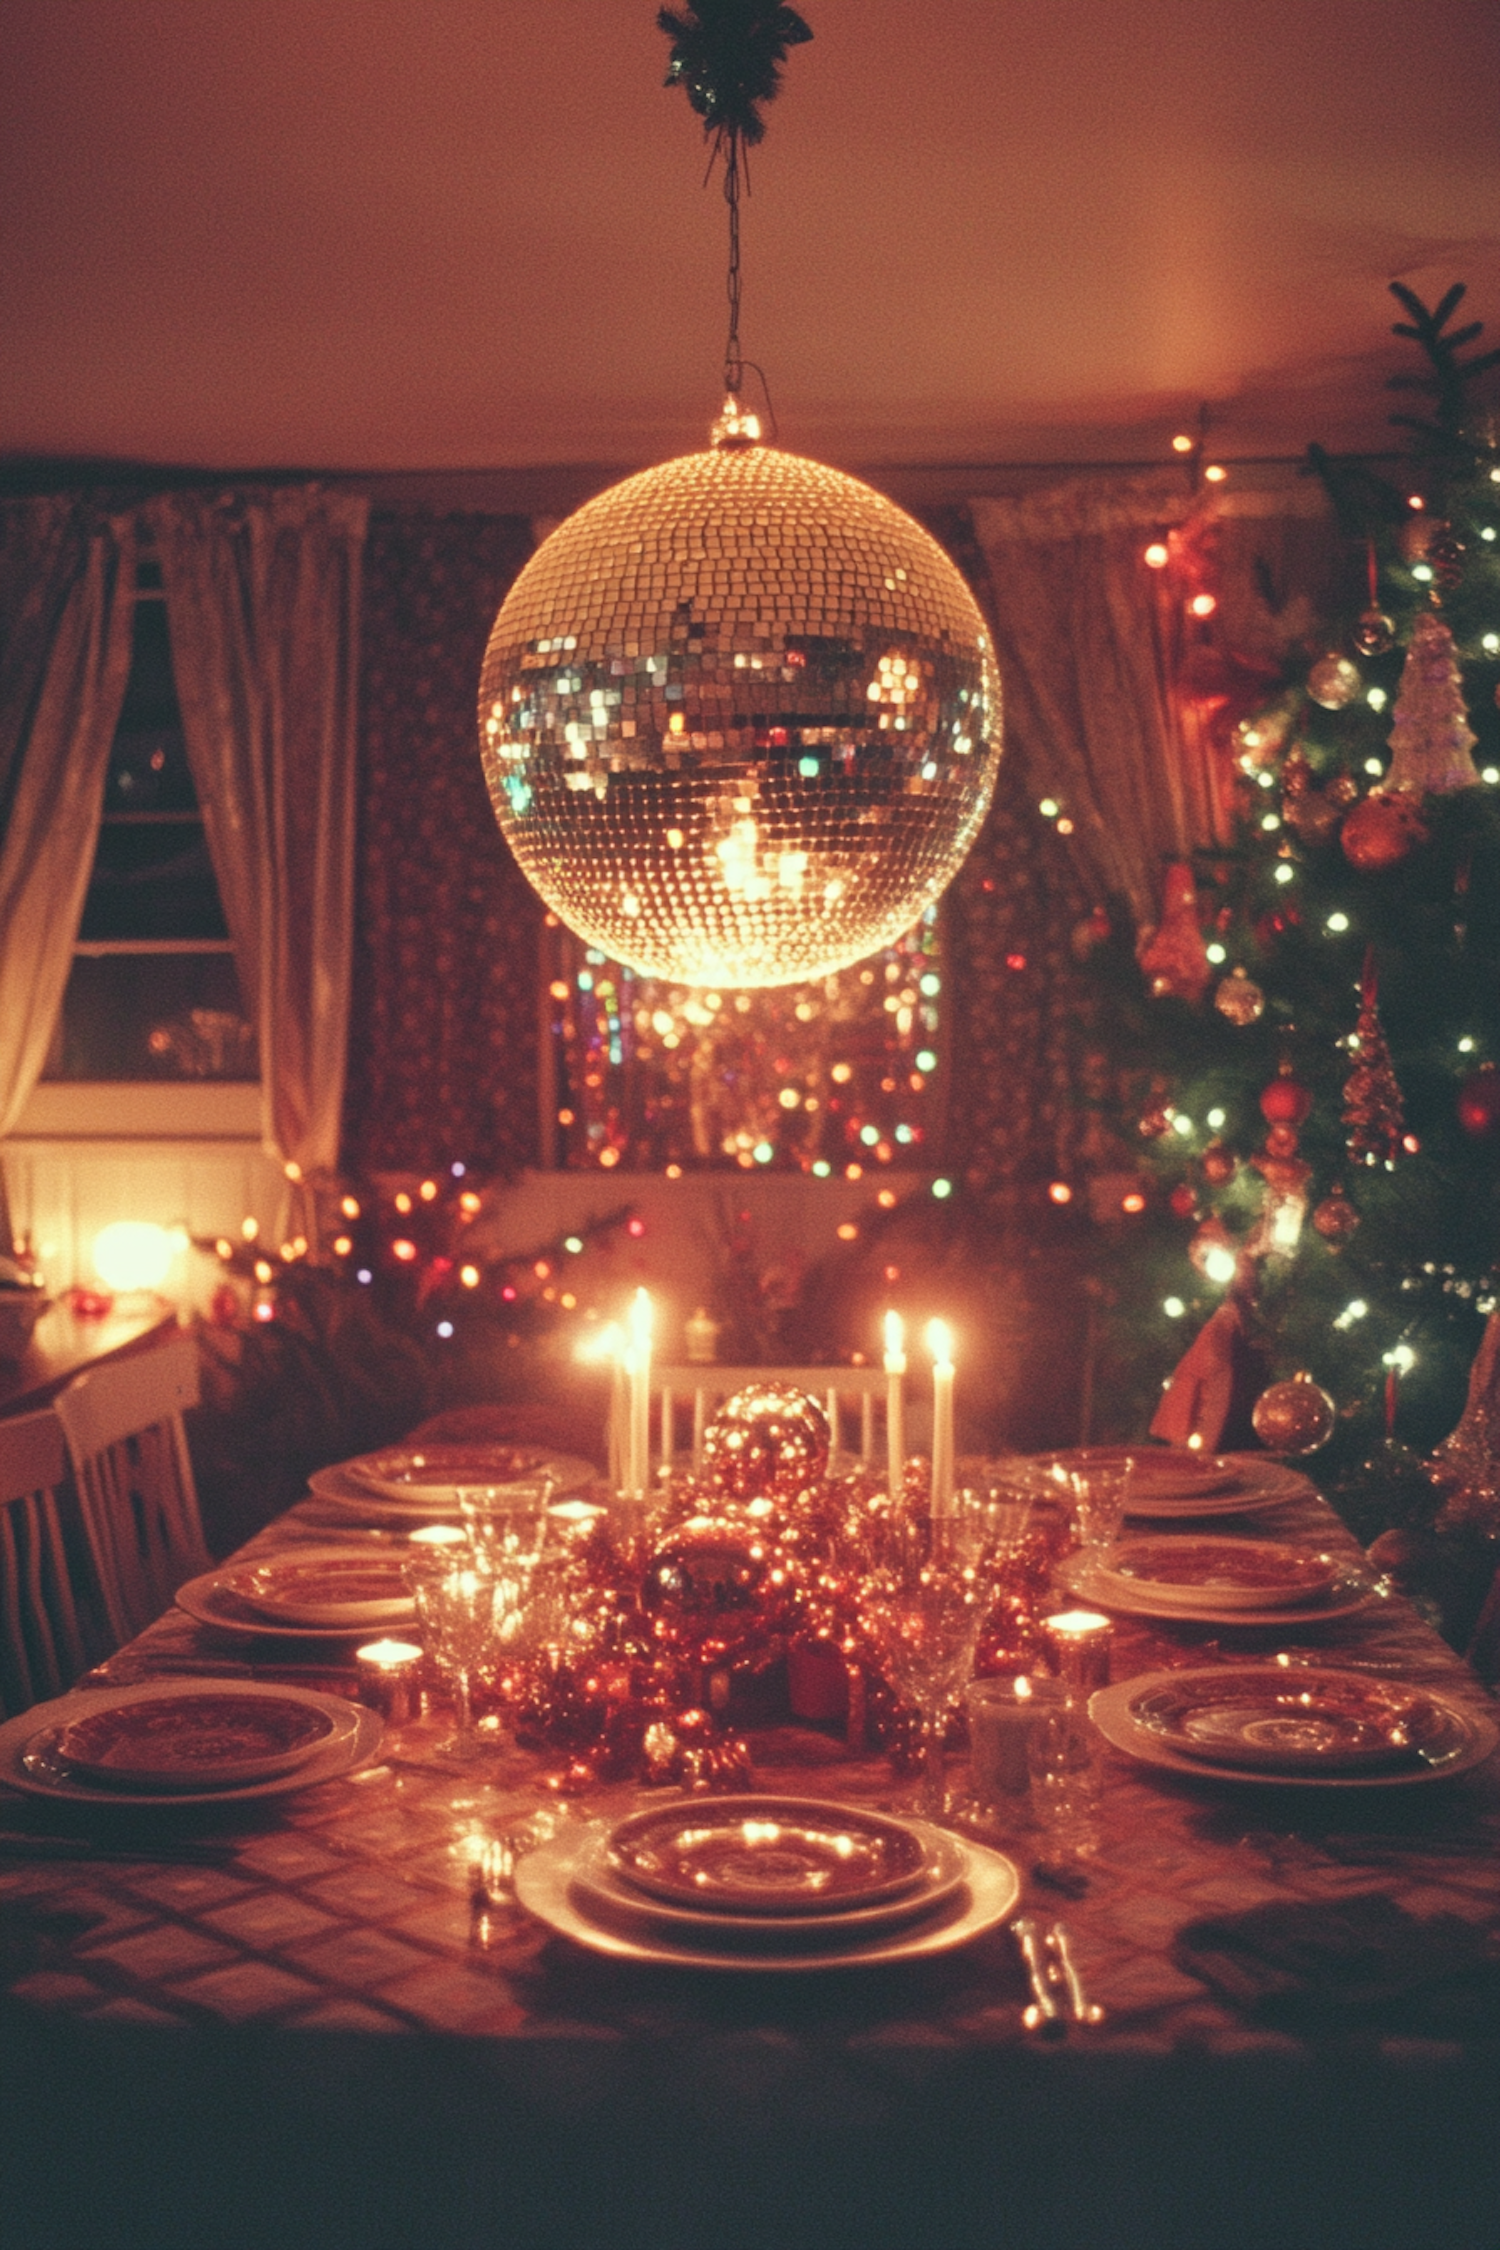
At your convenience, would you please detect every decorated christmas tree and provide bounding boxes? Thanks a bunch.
[1080,284,1500,1640]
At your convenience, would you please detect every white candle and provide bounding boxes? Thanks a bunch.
[927,1318,955,1518]
[883,1310,906,1501]
[627,1287,653,1500]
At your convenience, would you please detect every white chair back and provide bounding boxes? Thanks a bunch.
[0,1406,89,1717]
[52,1329,210,1647]
[642,1364,889,1480]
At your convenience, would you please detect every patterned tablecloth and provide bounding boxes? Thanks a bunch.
[2,1474,1498,2250]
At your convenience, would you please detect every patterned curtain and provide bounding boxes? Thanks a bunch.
[344,514,539,1177]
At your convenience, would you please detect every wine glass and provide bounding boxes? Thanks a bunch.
[858,1517,989,1821]
[457,1475,555,1576]
[404,1552,511,1761]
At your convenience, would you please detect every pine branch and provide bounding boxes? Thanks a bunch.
[1386,280,1497,443]
[659,2,813,147]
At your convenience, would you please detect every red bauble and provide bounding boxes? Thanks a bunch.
[1311,1185,1360,1245]
[1341,792,1429,874]
[1457,1062,1500,1140]
[1260,1064,1313,1130]
[1169,1183,1199,1218]
[1200,1139,1238,1187]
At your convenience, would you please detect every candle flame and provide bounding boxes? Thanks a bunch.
[884,1309,905,1359]
[629,1287,653,1352]
[926,1318,954,1368]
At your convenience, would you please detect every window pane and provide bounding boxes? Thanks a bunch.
[77,821,229,941]
[551,908,944,1172]
[42,954,258,1082]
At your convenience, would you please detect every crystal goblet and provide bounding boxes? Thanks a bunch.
[858,1519,989,1821]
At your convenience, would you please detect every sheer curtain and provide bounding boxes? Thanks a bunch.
[971,473,1231,931]
[147,488,369,1200]
[0,499,137,1235]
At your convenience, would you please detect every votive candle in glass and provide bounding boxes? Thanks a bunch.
[355,1638,424,1722]
[1042,1608,1114,1692]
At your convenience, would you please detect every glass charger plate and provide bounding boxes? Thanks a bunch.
[515,1828,1020,1971]
[1056,1553,1379,1628]
[174,1566,413,1641]
[1091,1667,1498,1788]
[306,1452,596,1521]
[605,1795,938,1914]
[209,1546,418,1629]
[0,1682,383,1807]
[572,1821,968,1947]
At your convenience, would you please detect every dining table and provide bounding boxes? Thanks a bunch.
[2,1446,1498,2250]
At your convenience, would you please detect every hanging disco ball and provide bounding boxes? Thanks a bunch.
[478,417,1002,987]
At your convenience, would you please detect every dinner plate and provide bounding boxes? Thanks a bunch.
[604,1795,938,1913]
[1119,1458,1314,1520]
[570,1823,969,1949]
[306,1450,596,1521]
[342,1442,579,1503]
[515,1826,1021,1971]
[1091,1666,1499,1788]
[1055,1553,1379,1629]
[174,1565,409,1641]
[1081,1535,1342,1613]
[1032,1446,1244,1501]
[0,1681,383,1806]
[207,1546,418,1629]
[55,1686,340,1789]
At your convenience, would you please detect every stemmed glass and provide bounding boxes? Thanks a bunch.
[404,1550,510,1761]
[456,1475,556,1576]
[857,1512,989,1821]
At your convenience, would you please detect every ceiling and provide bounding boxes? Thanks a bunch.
[4,0,1499,481]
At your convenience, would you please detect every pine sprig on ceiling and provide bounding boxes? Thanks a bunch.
[658,2,813,148]
[1387,280,1500,468]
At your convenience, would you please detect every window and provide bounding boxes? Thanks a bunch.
[41,560,257,1085]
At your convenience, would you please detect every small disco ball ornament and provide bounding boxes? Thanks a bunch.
[1214,964,1265,1025]
[1341,790,1429,874]
[1252,1372,1337,1455]
[639,1516,776,1666]
[701,1384,831,1503]
[1311,1184,1361,1245]
[1353,607,1396,657]
[1307,654,1362,710]
[477,413,1002,986]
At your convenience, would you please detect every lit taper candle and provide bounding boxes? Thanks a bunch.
[927,1318,955,1518]
[883,1310,906,1501]
[626,1287,653,1500]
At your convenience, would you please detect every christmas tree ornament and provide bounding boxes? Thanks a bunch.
[1457,1061,1500,1140]
[1137,1105,1173,1140]
[1214,965,1265,1025]
[1251,1371,1337,1455]
[1307,654,1362,710]
[1432,1310,1500,1537]
[1169,1182,1199,1219]
[1397,515,1435,564]
[475,11,1001,987]
[1282,787,1344,847]
[1353,607,1396,657]
[1311,1184,1361,1245]
[1188,1213,1238,1278]
[1343,951,1405,1166]
[700,1383,830,1502]
[1384,612,1481,795]
[640,1515,780,1677]
[1137,861,1211,1002]
[1426,524,1467,592]
[1200,1138,1238,1187]
[1340,790,1429,873]
[1259,1061,1314,1131]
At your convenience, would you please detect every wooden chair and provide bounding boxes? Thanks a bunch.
[0,1406,90,1718]
[52,1328,211,1647]
[642,1364,890,1481]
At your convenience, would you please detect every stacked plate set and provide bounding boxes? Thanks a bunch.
[0,1680,382,1807]
[304,1442,596,1526]
[1058,1532,1377,1626]
[1092,1664,1498,1788]
[175,1546,421,1639]
[1032,1447,1315,1519]
[514,1794,1022,1971]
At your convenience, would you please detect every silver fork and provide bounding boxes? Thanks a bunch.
[1013,1914,1105,2033]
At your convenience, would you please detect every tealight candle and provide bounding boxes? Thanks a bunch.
[965,1673,1066,1800]
[355,1638,424,1722]
[408,1523,467,1551]
[1041,1609,1114,1692]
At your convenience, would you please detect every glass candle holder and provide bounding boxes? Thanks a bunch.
[965,1673,1067,1802]
[355,1638,424,1723]
[1041,1608,1114,1692]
